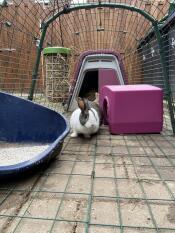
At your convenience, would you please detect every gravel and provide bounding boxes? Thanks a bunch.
[0,142,50,166]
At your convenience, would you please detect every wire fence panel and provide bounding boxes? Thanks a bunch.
[0,2,175,231]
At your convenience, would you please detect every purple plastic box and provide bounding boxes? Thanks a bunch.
[100,85,163,134]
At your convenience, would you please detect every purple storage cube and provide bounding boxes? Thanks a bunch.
[100,85,163,134]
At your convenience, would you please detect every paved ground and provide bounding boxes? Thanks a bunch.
[0,126,175,233]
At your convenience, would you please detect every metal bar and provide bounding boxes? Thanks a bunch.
[45,3,156,26]
[153,22,175,133]
[59,17,64,47]
[0,188,174,202]
[0,213,175,231]
[84,135,97,233]
[110,136,124,233]
[28,23,48,101]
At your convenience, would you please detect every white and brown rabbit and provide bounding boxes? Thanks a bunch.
[70,93,101,138]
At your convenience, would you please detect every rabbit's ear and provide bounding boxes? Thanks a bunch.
[95,92,99,103]
[95,92,99,99]
[77,97,86,111]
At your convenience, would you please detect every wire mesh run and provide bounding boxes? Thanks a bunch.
[0,1,175,232]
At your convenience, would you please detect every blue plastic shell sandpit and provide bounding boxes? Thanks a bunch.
[0,92,70,178]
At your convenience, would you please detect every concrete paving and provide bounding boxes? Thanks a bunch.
[0,126,175,233]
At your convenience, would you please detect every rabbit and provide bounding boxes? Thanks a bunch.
[70,94,101,138]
